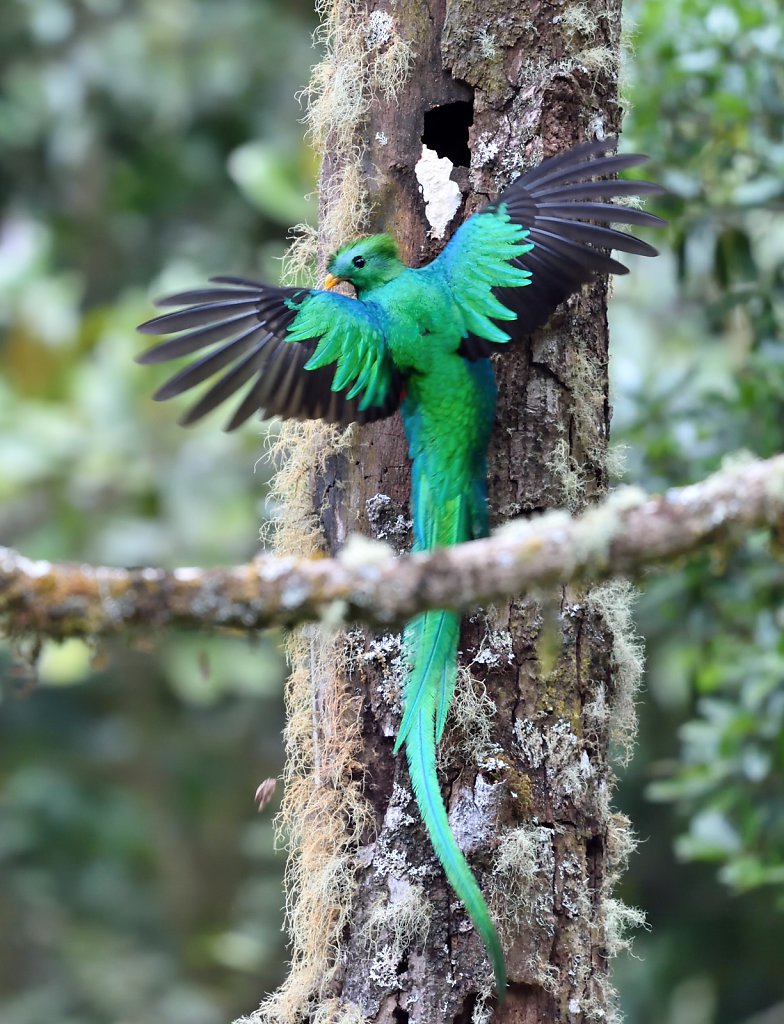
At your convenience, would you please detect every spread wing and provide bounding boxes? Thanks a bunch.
[429,137,666,359]
[136,278,402,430]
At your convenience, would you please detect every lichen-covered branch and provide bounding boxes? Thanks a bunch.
[3,454,782,640]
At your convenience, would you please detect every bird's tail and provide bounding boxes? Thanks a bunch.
[403,675,507,996]
[394,608,460,751]
[393,604,506,995]
[393,453,504,992]
[396,473,479,750]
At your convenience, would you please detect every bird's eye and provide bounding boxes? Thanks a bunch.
[352,255,366,269]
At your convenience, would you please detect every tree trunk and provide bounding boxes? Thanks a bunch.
[252,2,639,1022]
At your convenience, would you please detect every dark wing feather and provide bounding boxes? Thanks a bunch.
[457,137,666,358]
[136,280,402,430]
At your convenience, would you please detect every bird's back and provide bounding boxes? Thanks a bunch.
[363,268,496,503]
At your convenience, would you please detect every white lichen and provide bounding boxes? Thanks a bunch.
[362,879,431,989]
[515,718,590,805]
[469,628,514,669]
[365,11,394,49]
[362,631,403,667]
[338,533,394,569]
[473,133,500,168]
[576,45,619,75]
[362,631,405,721]
[365,493,412,548]
[477,27,497,58]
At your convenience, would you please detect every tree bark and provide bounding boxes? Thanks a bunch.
[262,2,632,1022]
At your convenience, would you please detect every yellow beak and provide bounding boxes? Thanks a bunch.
[324,273,342,291]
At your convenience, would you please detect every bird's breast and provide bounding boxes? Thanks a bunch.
[370,273,461,375]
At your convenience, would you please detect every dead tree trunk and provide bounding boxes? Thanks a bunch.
[252,3,639,1023]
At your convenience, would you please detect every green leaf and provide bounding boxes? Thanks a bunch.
[227,141,316,224]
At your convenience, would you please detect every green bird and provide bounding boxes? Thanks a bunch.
[137,137,663,996]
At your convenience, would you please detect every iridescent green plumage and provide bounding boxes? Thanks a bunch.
[137,138,664,996]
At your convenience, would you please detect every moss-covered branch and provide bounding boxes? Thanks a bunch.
[2,454,783,641]
[3,454,781,638]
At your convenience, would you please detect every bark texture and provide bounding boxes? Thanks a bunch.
[270,2,632,1022]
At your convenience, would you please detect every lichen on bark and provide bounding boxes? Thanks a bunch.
[243,0,641,1021]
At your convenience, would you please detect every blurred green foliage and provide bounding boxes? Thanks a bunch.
[612,0,784,1020]
[1,0,783,1022]
[1,1,317,1021]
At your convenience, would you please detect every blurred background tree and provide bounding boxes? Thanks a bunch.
[0,1,782,1023]
[0,2,316,1021]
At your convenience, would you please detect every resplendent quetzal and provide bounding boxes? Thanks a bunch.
[137,137,663,996]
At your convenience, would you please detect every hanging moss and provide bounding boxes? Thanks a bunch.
[240,7,413,1022]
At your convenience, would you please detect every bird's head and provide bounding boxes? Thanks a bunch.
[325,234,404,295]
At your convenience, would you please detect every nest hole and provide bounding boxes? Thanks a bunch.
[422,99,474,167]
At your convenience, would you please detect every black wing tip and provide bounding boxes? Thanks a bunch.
[223,406,265,432]
[630,180,667,195]
[567,136,619,156]
[137,318,166,336]
[629,210,668,228]
[177,409,203,427]
[135,346,165,364]
[175,396,252,431]
[609,241,661,264]
[209,274,264,287]
[558,138,651,168]
[632,241,660,258]
[152,382,182,402]
[222,413,246,433]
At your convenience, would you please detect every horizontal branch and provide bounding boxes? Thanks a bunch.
[2,454,783,641]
